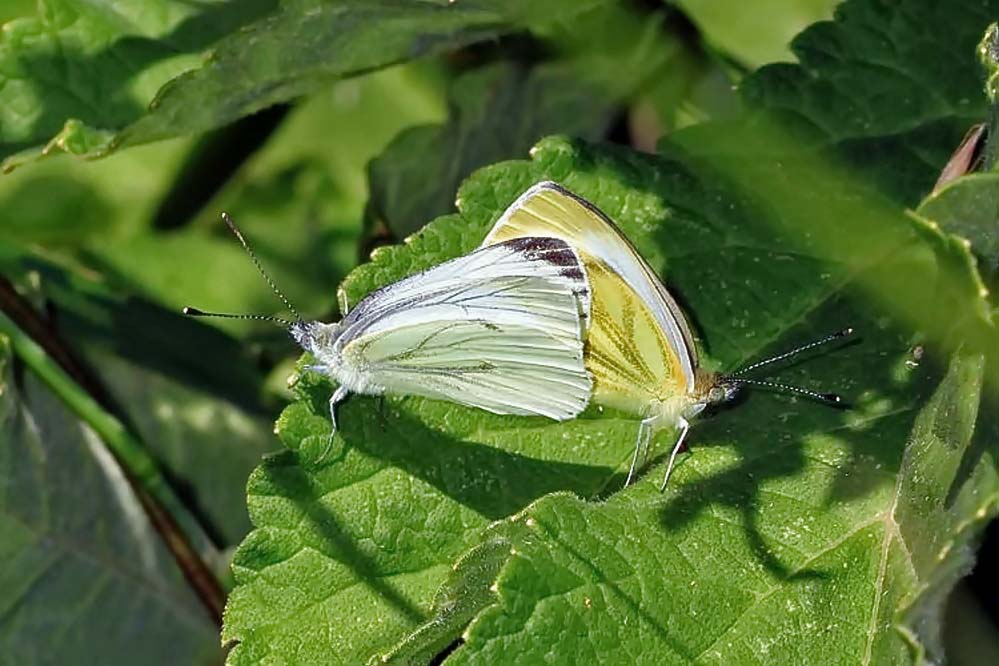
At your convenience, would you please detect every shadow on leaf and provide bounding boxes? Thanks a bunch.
[340,399,621,521]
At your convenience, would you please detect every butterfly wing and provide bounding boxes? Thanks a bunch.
[481,181,695,412]
[337,237,591,420]
[583,259,680,413]
[339,235,589,342]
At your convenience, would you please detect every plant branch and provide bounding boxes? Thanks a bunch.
[0,278,225,626]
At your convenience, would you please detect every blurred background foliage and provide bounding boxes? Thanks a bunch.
[0,1,996,664]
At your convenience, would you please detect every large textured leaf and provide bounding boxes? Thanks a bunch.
[223,1,999,663]
[221,302,639,661]
[453,350,996,664]
[0,336,222,664]
[223,133,996,663]
[0,0,504,170]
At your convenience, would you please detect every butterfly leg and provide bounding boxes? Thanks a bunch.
[376,396,388,432]
[625,416,658,486]
[659,418,690,492]
[328,385,350,434]
[318,385,350,462]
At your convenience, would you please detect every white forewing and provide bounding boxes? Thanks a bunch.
[339,235,590,341]
[481,181,698,390]
[335,238,591,420]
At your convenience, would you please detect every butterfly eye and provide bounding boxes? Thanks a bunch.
[708,387,725,402]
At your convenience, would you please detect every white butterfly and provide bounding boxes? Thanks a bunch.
[185,215,592,439]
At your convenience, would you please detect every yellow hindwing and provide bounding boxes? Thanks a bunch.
[483,184,689,416]
[583,257,686,414]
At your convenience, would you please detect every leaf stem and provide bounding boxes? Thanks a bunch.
[0,297,225,625]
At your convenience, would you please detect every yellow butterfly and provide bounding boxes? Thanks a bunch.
[482,181,849,489]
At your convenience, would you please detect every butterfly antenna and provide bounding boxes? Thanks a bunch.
[723,377,843,405]
[182,307,296,327]
[727,327,854,377]
[221,212,303,322]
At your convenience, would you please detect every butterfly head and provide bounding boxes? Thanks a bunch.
[688,371,740,411]
[705,378,741,405]
[290,320,342,354]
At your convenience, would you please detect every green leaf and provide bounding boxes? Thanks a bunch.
[739,0,997,204]
[377,535,513,664]
[443,6,995,657]
[0,0,504,170]
[0,137,195,246]
[0,58,447,566]
[919,174,999,288]
[0,335,223,663]
[114,1,501,153]
[367,61,616,238]
[0,0,277,167]
[671,0,840,68]
[365,0,704,239]
[453,351,996,664]
[975,21,999,173]
[49,276,278,547]
[0,0,34,23]
[40,66,443,342]
[222,345,637,664]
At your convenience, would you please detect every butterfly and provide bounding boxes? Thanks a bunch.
[481,181,850,489]
[185,214,593,445]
